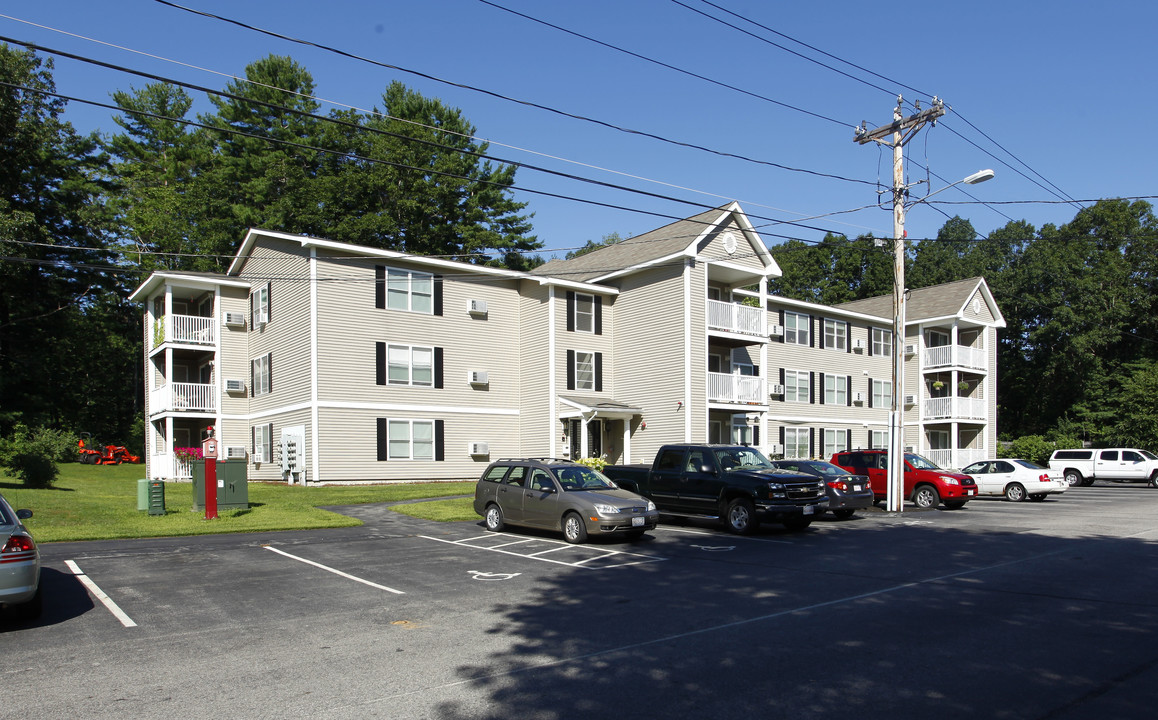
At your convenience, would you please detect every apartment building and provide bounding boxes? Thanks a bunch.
[131,203,1003,483]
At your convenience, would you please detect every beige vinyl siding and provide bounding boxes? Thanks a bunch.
[237,238,313,412]
[555,291,615,401]
[217,288,251,422]
[966,290,995,323]
[903,326,922,450]
[315,407,518,481]
[517,281,551,456]
[689,261,708,441]
[986,327,999,450]
[696,217,768,272]
[246,408,312,481]
[612,262,689,464]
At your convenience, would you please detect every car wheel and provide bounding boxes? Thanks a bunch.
[1149,472,1158,488]
[1082,477,1096,487]
[484,504,505,532]
[912,484,940,509]
[724,498,759,535]
[1064,469,1083,487]
[1004,483,1027,502]
[782,516,812,531]
[832,509,856,520]
[563,512,588,544]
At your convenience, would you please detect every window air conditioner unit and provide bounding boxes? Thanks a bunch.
[854,391,864,403]
[225,378,246,393]
[768,323,784,337]
[224,312,247,328]
[905,446,915,453]
[904,394,916,406]
[904,343,917,355]
[769,443,784,456]
[770,384,785,396]
[225,446,247,460]
[469,370,489,385]
[468,299,488,315]
[469,441,490,456]
[853,338,865,350]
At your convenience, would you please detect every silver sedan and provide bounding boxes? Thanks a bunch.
[1,492,41,621]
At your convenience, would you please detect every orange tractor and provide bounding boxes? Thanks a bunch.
[78,433,141,465]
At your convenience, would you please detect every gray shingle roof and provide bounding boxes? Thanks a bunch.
[834,277,988,321]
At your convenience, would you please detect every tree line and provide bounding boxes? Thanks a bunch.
[2,42,1155,457]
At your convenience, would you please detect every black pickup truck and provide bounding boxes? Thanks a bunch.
[602,444,827,533]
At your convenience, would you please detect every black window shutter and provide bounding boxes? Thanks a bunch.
[434,347,444,389]
[249,290,254,330]
[779,427,785,445]
[433,275,443,316]
[819,373,826,405]
[375,266,385,309]
[809,315,815,348]
[868,330,874,356]
[846,376,852,407]
[809,371,816,404]
[846,428,852,450]
[594,296,603,335]
[267,423,274,462]
[846,323,852,353]
[566,291,575,332]
[753,426,760,446]
[266,353,271,394]
[819,427,825,453]
[594,352,603,392]
[376,342,386,385]
[779,367,785,385]
[266,282,272,323]
[566,350,575,390]
[435,419,445,461]
[251,425,256,455]
[250,358,255,398]
[778,309,785,343]
[809,428,815,457]
[376,418,389,461]
[868,378,874,408]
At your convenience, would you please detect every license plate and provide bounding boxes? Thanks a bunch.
[966,489,975,495]
[803,505,814,515]
[854,484,863,491]
[632,516,645,527]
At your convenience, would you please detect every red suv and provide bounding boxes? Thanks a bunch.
[830,450,977,509]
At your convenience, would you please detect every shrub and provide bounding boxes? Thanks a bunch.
[575,456,607,472]
[999,435,1082,467]
[0,424,76,488]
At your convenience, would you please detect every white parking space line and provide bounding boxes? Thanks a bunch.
[65,559,137,628]
[418,534,665,569]
[262,546,405,594]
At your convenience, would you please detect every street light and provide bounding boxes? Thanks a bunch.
[886,168,994,513]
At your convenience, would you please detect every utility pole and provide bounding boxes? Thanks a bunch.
[854,96,946,513]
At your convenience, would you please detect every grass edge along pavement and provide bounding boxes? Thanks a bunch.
[1,463,477,543]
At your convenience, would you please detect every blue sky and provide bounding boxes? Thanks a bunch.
[5,0,1155,258]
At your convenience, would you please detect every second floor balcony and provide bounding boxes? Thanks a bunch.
[150,382,216,415]
[708,372,766,405]
[152,314,216,350]
[707,300,765,338]
[926,447,988,471]
[924,396,987,421]
[923,344,987,372]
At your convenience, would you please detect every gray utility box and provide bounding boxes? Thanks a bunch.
[191,460,250,511]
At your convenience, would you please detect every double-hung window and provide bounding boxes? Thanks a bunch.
[872,327,892,356]
[824,374,848,405]
[784,312,809,346]
[784,427,809,458]
[823,429,848,457]
[574,293,594,333]
[387,419,435,460]
[252,423,271,464]
[387,344,434,386]
[251,353,271,396]
[250,283,270,327]
[872,379,892,408]
[824,319,847,351]
[870,430,889,449]
[387,268,433,314]
[574,351,595,390]
[784,370,809,403]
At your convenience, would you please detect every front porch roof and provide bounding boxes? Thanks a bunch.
[558,395,642,420]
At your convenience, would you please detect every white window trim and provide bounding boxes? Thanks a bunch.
[870,430,889,450]
[872,379,892,408]
[252,353,271,396]
[574,292,595,334]
[253,423,271,464]
[251,286,269,327]
[784,311,809,347]
[824,318,847,351]
[823,428,848,457]
[825,374,849,405]
[386,267,434,315]
[574,350,595,391]
[387,419,435,460]
[785,369,810,403]
[872,327,892,357]
[387,343,434,387]
[784,427,809,459]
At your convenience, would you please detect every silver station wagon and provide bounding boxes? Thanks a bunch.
[473,458,659,543]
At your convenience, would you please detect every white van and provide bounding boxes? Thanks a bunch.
[1048,448,1158,487]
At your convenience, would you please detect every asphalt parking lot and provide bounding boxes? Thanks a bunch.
[5,483,1158,719]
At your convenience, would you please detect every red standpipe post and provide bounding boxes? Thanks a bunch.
[203,429,219,520]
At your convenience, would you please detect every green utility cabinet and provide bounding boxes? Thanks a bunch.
[191,460,250,511]
[147,480,166,516]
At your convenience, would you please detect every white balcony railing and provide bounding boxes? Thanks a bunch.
[926,448,988,471]
[706,300,765,337]
[153,314,216,349]
[924,396,987,421]
[150,382,216,414]
[708,372,766,404]
[923,345,987,372]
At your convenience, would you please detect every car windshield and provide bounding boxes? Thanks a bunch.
[803,462,850,476]
[714,447,773,471]
[1012,459,1045,469]
[1141,450,1157,461]
[904,453,942,471]
[553,467,617,491]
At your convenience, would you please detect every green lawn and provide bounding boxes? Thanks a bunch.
[1,462,479,543]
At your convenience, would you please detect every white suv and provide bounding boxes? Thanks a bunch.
[1048,448,1158,487]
